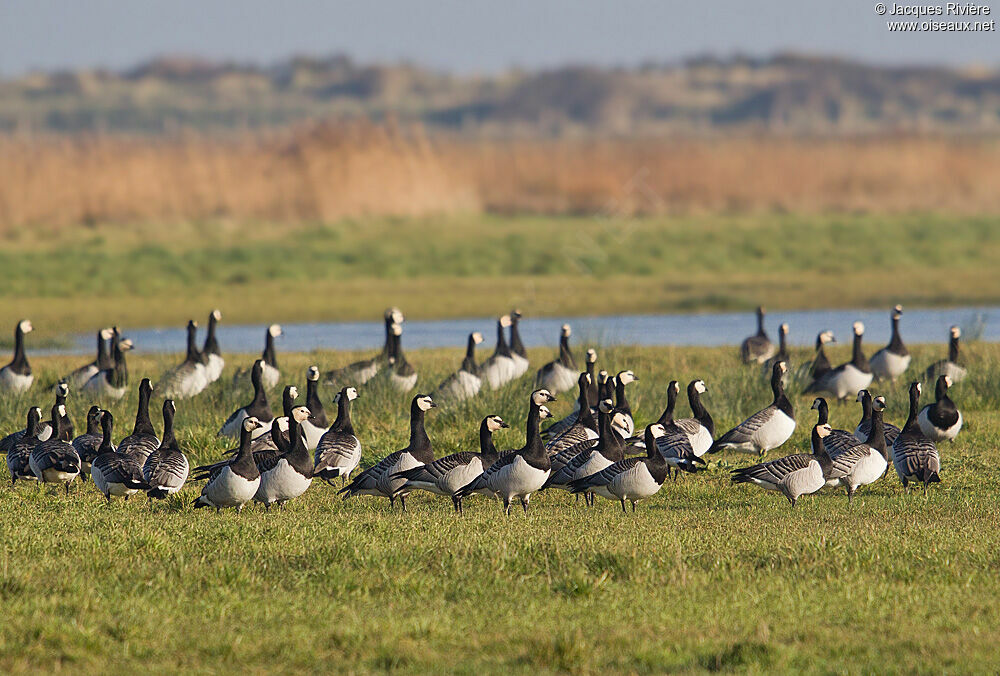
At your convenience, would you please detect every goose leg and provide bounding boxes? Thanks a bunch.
[847,486,855,504]
[400,495,407,512]
[520,497,529,514]
[620,499,627,513]
[503,497,512,516]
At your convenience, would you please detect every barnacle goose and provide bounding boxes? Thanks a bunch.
[535,324,578,393]
[29,405,81,493]
[740,306,776,364]
[232,324,282,389]
[669,380,714,456]
[0,382,66,453]
[806,330,836,382]
[508,310,530,377]
[193,417,265,513]
[804,321,873,401]
[324,307,401,388]
[82,328,133,399]
[218,360,274,439]
[824,396,889,502]
[710,361,795,457]
[202,309,224,383]
[156,320,210,399]
[923,326,967,383]
[435,332,484,404]
[480,315,518,390]
[0,319,33,394]
[544,373,599,456]
[338,394,437,511]
[65,328,114,389]
[569,423,670,512]
[543,400,628,503]
[854,389,901,447]
[762,323,790,384]
[394,414,508,513]
[611,370,638,438]
[91,410,147,502]
[72,405,106,476]
[117,378,160,464]
[300,366,329,450]
[870,305,910,382]
[892,382,941,492]
[810,397,871,487]
[730,423,834,507]
[541,349,598,441]
[143,399,190,500]
[655,380,713,477]
[918,375,962,443]
[254,402,314,510]
[314,386,362,485]
[453,389,557,515]
[6,407,42,484]
[387,323,418,392]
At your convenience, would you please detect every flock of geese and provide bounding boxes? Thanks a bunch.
[0,304,969,514]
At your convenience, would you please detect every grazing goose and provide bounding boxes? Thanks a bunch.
[808,330,836,382]
[6,407,43,484]
[541,350,599,441]
[435,332,484,404]
[313,386,362,485]
[710,361,795,457]
[324,307,401,388]
[870,305,910,383]
[300,366,329,450]
[918,375,962,443]
[535,324,578,393]
[72,406,106,476]
[91,411,147,502]
[480,315,518,390]
[854,389,901,447]
[387,323,418,392]
[762,323,790,384]
[0,319,33,394]
[508,310,530,377]
[740,306,776,364]
[0,382,66,453]
[569,423,670,512]
[218,359,273,439]
[157,320,210,399]
[454,389,557,515]
[82,328,133,399]
[805,322,872,401]
[143,399,190,500]
[892,382,941,492]
[545,373,599,456]
[254,402,314,511]
[117,378,160,464]
[731,423,834,507]
[923,326,967,383]
[338,394,437,511]
[394,414,508,513]
[29,405,81,493]
[65,328,114,389]
[824,396,890,503]
[543,401,628,503]
[202,309,224,383]
[193,417,265,513]
[611,370,639,438]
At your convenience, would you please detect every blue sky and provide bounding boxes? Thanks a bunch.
[2,0,998,76]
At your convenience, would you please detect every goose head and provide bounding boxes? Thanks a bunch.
[242,416,263,433]
[779,323,789,336]
[17,319,33,334]
[852,321,865,336]
[100,327,114,340]
[538,405,553,420]
[669,381,681,396]
[139,378,152,397]
[692,379,707,394]
[616,370,638,385]
[531,389,557,405]
[415,394,436,411]
[950,325,961,339]
[499,314,512,328]
[815,423,833,439]
[163,398,176,417]
[212,309,222,321]
[485,415,509,432]
[561,324,572,338]
[471,332,484,344]
[307,366,320,382]
[873,396,887,412]
[342,386,359,402]
[586,349,598,364]
[892,305,903,319]
[55,381,69,397]
[647,423,667,439]
[291,405,311,423]
[855,389,869,403]
[597,398,615,414]
[810,397,825,411]
[387,307,405,324]
[120,338,134,351]
[268,324,283,338]
[510,309,522,320]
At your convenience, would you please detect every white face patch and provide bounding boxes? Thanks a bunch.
[950,326,961,338]
[417,396,435,411]
[944,375,953,387]
[821,331,834,344]
[598,398,614,413]
[292,406,311,422]
[499,315,511,328]
[213,309,222,321]
[817,424,832,437]
[853,321,865,334]
[619,371,636,385]
[532,389,555,405]
[346,387,359,401]
[894,304,903,314]
[390,308,405,324]
[780,323,789,333]
[307,366,319,380]
[695,380,707,394]
[391,323,402,336]
[561,324,572,337]
[58,405,67,416]
[671,382,680,394]
[472,332,483,344]
[269,324,282,338]
[487,416,504,431]
[288,386,298,399]
[873,396,886,410]
[916,383,922,396]
[648,424,667,438]
[538,405,553,420]
[121,339,134,350]
[244,417,260,431]
[587,349,597,362]
[100,328,114,340]
[778,361,788,373]
[19,320,33,333]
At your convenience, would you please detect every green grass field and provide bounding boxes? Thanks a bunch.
[3,212,1000,339]
[1,341,998,673]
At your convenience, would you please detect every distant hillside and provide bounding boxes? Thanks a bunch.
[2,53,1000,136]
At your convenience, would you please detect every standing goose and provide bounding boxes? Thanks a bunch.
[72,406,106,476]
[202,309,224,383]
[193,417,265,513]
[543,401,628,502]
[854,389,901,447]
[393,414,509,513]
[810,397,869,460]
[6,407,42,484]
[655,380,713,476]
[65,328,114,389]
[804,321,873,401]
[91,411,147,502]
[611,370,639,438]
[535,324,578,393]
[0,319,33,394]
[82,328,133,400]
[218,360,273,439]
[669,380,715,457]
[143,399,190,500]
[710,361,795,457]
[300,366,329,450]
[808,330,836,382]
[923,326,967,383]
[387,323,418,392]
[324,308,402,388]
[870,305,910,382]
[117,378,160,464]
[338,394,437,511]
[0,382,66,453]
[540,350,599,440]
[435,332,484,404]
[544,373,599,456]
[35,382,73,442]
[157,320,210,399]
[892,382,941,492]
[480,315,518,390]
[453,389,557,515]
[824,396,890,503]
[918,375,963,443]
[762,323,790,384]
[740,306,776,364]
[29,405,81,493]
[569,423,670,512]
[313,386,362,485]
[730,423,834,507]
[508,309,530,377]
[254,401,314,511]
[233,324,283,389]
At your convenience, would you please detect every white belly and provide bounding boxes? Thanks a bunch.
[440,458,485,495]
[781,463,825,499]
[82,373,127,399]
[689,427,713,457]
[510,353,530,378]
[205,354,225,383]
[481,356,517,389]
[846,451,888,489]
[828,365,874,400]
[0,368,33,393]
[486,456,549,500]
[41,467,78,484]
[870,349,910,381]
[610,463,663,502]
[376,453,423,498]
[538,363,577,394]
[917,408,962,442]
[261,363,280,390]
[752,411,797,453]
[204,467,261,507]
[390,372,418,393]
[437,370,482,402]
[300,421,326,451]
[256,459,312,504]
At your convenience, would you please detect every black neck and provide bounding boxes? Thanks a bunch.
[935,377,950,403]
[380,317,394,359]
[11,324,29,371]
[810,429,833,473]
[263,330,277,367]
[595,407,625,461]
[949,334,960,363]
[331,392,355,435]
[204,314,221,355]
[756,309,766,337]
[777,329,788,358]
[656,385,678,426]
[615,377,631,415]
[408,400,432,461]
[585,361,598,402]
[249,366,269,416]
[858,391,873,427]
[96,331,111,369]
[576,384,596,430]
[888,316,906,353]
[494,321,511,358]
[160,404,178,450]
[185,322,200,363]
[133,383,156,436]
[306,378,327,427]
[25,409,41,438]
[558,333,575,368]
[509,317,527,358]
[814,399,829,425]
[111,333,128,387]
[234,424,261,478]
[479,420,499,462]
[852,331,869,369]
[866,406,888,459]
[771,368,793,418]
[98,412,114,454]
[902,385,921,432]
[688,383,714,435]
[522,401,546,462]
[462,334,479,372]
